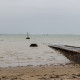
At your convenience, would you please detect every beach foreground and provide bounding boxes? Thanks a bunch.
[0,63,80,80]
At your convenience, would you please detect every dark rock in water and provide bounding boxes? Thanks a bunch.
[30,44,38,47]
[26,37,30,39]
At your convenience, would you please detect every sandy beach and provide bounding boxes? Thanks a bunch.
[0,63,80,80]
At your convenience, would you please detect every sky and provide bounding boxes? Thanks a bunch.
[0,0,80,34]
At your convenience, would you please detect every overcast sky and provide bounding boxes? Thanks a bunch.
[0,0,80,34]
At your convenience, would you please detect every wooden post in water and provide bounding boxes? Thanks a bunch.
[26,32,30,39]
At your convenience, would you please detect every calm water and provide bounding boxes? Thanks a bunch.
[0,34,80,67]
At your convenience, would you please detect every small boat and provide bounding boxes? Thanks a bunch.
[26,32,30,39]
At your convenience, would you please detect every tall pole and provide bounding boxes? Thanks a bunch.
[27,32,29,37]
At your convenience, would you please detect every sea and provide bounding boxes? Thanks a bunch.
[0,34,80,67]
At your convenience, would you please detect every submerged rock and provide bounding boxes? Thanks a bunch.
[26,37,30,39]
[30,44,38,47]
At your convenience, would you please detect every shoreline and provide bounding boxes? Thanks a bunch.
[0,63,80,80]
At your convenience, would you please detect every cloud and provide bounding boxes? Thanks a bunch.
[0,0,80,16]
[0,0,80,34]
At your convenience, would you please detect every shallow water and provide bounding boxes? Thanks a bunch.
[0,34,80,67]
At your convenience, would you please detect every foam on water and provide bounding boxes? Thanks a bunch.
[0,34,80,67]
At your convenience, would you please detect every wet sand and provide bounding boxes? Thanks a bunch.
[0,63,80,80]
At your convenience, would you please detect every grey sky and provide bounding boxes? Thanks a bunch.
[0,0,80,34]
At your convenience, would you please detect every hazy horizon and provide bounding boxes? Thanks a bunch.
[0,0,80,34]
[1,33,80,35]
